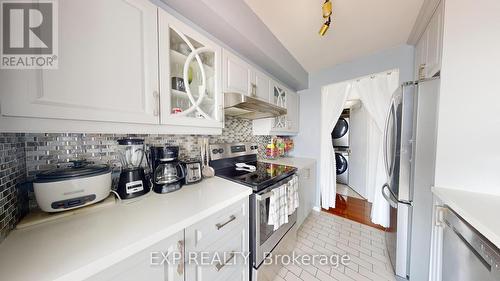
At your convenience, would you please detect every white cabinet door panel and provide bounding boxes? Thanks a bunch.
[1,0,159,124]
[223,50,251,95]
[88,230,184,281]
[297,163,316,227]
[286,91,299,133]
[158,10,223,128]
[425,1,443,78]
[252,70,271,102]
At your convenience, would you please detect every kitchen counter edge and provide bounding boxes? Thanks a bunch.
[432,186,500,249]
[0,177,252,281]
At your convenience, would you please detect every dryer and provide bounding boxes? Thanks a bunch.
[332,117,349,147]
[335,151,349,185]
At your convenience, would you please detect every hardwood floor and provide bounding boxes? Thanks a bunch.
[322,194,386,231]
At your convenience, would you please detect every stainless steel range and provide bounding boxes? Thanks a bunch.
[209,143,297,280]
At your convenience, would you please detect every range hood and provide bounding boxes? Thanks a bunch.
[224,92,287,120]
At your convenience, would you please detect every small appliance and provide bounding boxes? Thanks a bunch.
[150,145,186,194]
[182,160,202,185]
[33,160,112,212]
[116,138,150,200]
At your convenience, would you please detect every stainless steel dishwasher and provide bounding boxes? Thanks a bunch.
[442,206,500,280]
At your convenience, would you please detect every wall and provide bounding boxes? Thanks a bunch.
[155,0,308,90]
[349,106,369,197]
[294,44,415,207]
[0,117,271,242]
[434,0,500,194]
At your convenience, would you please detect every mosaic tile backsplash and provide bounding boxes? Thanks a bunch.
[0,134,27,244]
[0,117,272,242]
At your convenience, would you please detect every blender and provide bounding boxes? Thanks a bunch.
[116,138,150,199]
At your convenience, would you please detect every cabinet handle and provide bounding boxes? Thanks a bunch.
[215,215,236,230]
[177,240,184,275]
[251,83,257,97]
[153,91,160,116]
[215,252,235,272]
[303,168,310,180]
[418,64,426,80]
[435,206,447,227]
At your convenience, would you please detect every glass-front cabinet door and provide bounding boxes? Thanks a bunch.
[271,82,288,131]
[158,10,223,128]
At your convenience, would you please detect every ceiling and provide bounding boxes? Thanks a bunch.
[244,0,424,73]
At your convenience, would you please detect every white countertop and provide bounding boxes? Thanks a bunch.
[259,156,316,170]
[432,186,500,248]
[0,177,252,281]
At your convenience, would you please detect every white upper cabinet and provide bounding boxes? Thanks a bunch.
[0,0,160,124]
[222,49,273,102]
[222,50,251,96]
[250,69,271,102]
[425,1,444,78]
[414,31,428,80]
[158,10,223,128]
[286,91,299,132]
[253,81,299,136]
[271,81,288,131]
[414,1,444,79]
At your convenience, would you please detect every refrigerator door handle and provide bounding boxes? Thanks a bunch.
[382,183,398,208]
[383,97,395,177]
[382,183,413,206]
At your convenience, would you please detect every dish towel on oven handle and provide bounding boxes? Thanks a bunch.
[287,175,299,214]
[268,183,289,231]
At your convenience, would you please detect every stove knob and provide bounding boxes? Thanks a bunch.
[218,148,224,153]
[212,149,218,154]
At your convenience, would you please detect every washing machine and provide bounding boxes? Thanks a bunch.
[332,117,349,147]
[335,151,349,185]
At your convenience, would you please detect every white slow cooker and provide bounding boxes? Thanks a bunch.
[33,160,112,212]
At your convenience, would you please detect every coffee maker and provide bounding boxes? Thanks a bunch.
[116,139,150,199]
[150,146,186,194]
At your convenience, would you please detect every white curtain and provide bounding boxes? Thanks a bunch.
[319,82,351,209]
[319,70,399,227]
[350,71,399,227]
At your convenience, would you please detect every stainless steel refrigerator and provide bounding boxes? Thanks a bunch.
[382,77,440,280]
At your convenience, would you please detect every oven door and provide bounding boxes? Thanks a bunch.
[251,176,297,269]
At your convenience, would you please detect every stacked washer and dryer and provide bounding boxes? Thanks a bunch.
[332,110,350,185]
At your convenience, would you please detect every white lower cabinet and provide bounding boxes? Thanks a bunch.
[297,163,317,228]
[88,198,249,281]
[87,230,185,281]
[185,199,249,281]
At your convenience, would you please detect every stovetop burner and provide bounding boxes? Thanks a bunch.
[215,161,297,192]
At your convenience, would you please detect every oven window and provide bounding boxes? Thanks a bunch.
[259,198,275,245]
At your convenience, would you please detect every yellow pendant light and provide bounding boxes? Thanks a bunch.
[319,0,333,36]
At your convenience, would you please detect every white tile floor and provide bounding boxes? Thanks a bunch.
[274,211,396,281]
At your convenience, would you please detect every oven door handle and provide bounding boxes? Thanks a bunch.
[255,175,296,201]
[255,191,274,201]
